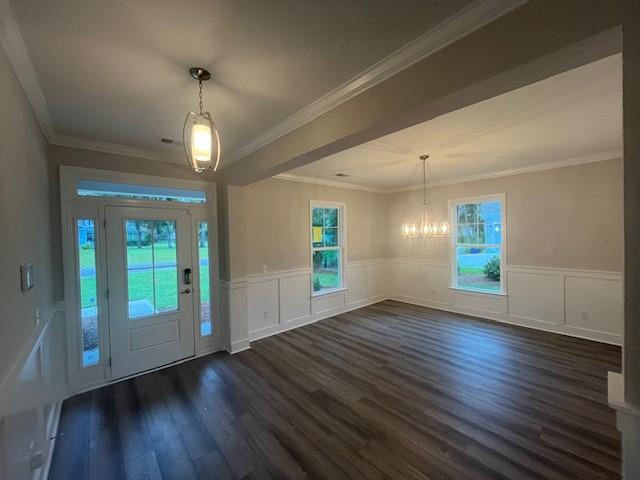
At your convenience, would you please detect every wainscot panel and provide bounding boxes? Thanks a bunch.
[247,260,390,342]
[389,259,623,345]
[0,303,68,480]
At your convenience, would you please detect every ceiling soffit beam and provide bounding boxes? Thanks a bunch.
[221,0,622,186]
[235,0,526,160]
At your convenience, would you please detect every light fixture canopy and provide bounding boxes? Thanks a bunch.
[401,154,450,239]
[183,67,221,173]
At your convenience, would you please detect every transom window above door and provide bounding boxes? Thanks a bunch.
[451,195,505,294]
[311,203,345,295]
[76,179,206,204]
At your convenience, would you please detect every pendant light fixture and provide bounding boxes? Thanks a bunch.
[183,67,221,173]
[401,155,450,239]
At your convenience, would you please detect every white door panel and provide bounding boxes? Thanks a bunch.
[105,206,195,379]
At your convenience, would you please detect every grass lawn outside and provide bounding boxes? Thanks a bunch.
[457,266,500,291]
[79,245,210,310]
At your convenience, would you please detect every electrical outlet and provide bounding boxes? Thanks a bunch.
[262,264,268,273]
[263,311,268,320]
[35,308,40,327]
[581,311,590,321]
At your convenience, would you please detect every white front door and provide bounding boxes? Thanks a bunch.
[105,206,195,379]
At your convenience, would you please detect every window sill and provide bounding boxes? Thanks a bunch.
[448,286,508,297]
[312,287,347,298]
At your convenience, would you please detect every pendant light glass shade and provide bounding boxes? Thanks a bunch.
[183,111,220,172]
[183,67,221,173]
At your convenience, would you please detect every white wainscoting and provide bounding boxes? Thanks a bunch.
[389,259,623,345]
[246,260,389,342]
[0,302,68,480]
[240,258,622,348]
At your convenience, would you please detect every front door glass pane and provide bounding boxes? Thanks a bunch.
[154,222,178,313]
[126,220,178,319]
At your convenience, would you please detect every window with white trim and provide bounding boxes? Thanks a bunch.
[311,203,344,294]
[451,195,505,294]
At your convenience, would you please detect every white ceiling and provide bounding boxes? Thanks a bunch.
[8,0,476,165]
[288,54,623,191]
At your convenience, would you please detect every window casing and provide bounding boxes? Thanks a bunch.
[450,195,506,294]
[310,202,345,295]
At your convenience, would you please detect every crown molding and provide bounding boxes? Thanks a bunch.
[388,151,623,193]
[51,134,183,164]
[275,151,622,195]
[0,0,54,141]
[273,173,387,193]
[235,0,527,159]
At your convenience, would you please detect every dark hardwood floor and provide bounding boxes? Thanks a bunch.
[49,300,622,480]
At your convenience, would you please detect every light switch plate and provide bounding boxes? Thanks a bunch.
[21,263,34,291]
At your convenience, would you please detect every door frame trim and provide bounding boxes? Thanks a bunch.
[60,166,221,394]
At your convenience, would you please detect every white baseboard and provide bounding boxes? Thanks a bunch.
[228,339,251,354]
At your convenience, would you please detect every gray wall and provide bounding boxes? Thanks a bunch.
[223,159,623,282]
[0,43,58,384]
[389,159,623,272]
[229,178,389,278]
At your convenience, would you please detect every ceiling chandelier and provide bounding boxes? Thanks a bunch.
[401,154,450,239]
[183,67,221,173]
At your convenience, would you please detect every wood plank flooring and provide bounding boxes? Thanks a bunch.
[49,300,622,479]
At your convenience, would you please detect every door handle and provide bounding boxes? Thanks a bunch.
[180,288,192,294]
